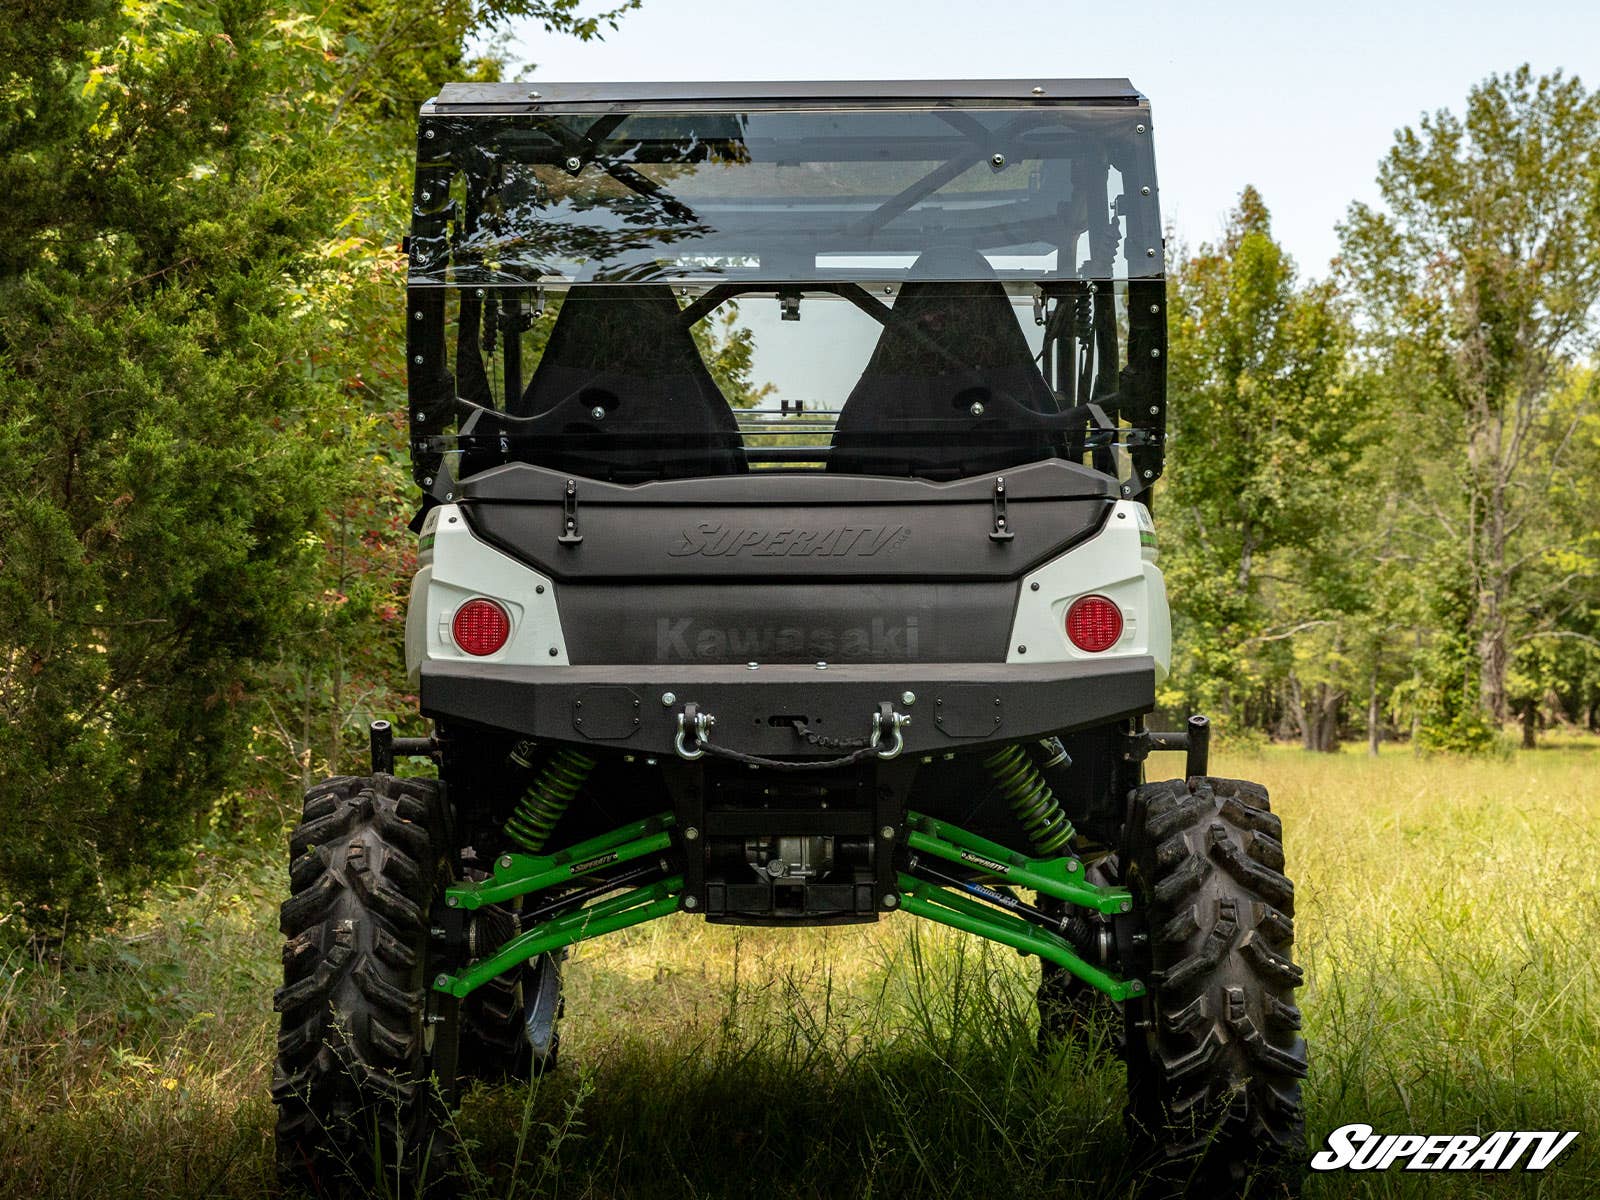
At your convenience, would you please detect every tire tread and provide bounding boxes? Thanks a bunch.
[272,774,453,1196]
[1123,776,1307,1194]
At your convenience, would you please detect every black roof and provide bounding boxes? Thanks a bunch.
[425,79,1144,114]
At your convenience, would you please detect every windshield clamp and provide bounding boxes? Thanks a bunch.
[989,477,1016,543]
[558,478,583,546]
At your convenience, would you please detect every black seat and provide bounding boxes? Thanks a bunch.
[829,249,1060,478]
[508,285,746,481]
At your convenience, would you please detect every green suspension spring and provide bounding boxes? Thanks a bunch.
[504,743,596,853]
[982,741,1077,856]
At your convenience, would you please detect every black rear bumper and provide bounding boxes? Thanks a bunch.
[420,656,1155,757]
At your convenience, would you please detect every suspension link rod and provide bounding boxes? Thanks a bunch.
[433,875,684,999]
[904,810,1133,916]
[906,856,1088,943]
[445,811,676,911]
[521,860,664,926]
[896,873,1144,1002]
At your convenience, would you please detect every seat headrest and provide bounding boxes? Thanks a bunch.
[534,285,705,377]
[871,250,1034,376]
[904,245,998,280]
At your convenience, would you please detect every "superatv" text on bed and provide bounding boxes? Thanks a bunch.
[668,523,910,558]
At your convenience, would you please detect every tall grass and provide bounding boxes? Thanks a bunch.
[2,747,1598,1197]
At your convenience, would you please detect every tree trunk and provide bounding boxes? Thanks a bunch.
[1521,699,1538,750]
[329,517,349,777]
[1300,685,1317,752]
[1468,411,1514,728]
[1285,677,1308,749]
[1367,662,1381,757]
[1314,687,1344,753]
[1293,681,1344,752]
[1409,629,1423,752]
[300,673,314,791]
[1477,573,1511,726]
[1272,689,1298,743]
[328,654,343,777]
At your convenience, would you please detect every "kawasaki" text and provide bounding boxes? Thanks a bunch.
[655,617,919,661]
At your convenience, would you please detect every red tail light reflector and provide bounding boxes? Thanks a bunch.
[452,598,510,656]
[1065,595,1123,652]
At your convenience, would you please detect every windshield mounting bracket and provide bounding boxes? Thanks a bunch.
[558,478,583,546]
[990,476,1016,543]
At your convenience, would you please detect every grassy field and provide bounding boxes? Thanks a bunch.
[3,744,1599,1198]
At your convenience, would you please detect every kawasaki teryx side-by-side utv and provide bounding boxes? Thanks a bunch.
[273,79,1307,1195]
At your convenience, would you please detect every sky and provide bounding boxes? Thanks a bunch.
[494,0,1600,280]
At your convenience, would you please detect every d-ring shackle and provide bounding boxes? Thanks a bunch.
[672,702,911,762]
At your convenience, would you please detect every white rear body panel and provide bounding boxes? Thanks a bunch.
[405,504,570,686]
[1005,500,1170,681]
[407,498,1168,686]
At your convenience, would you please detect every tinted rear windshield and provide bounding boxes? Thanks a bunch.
[415,278,1154,486]
[409,105,1162,287]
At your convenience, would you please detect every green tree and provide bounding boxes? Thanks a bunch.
[1160,187,1367,739]
[0,0,640,937]
[0,0,347,933]
[695,304,776,409]
[249,1,641,790]
[1507,367,1600,744]
[1338,67,1600,733]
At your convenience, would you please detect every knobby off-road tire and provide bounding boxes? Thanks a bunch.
[274,774,459,1198]
[1121,777,1307,1196]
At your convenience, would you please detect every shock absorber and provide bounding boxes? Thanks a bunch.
[982,741,1077,856]
[504,742,596,853]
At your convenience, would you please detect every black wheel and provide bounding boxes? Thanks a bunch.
[1121,777,1307,1196]
[1038,960,1116,1052]
[457,900,562,1084]
[273,774,459,1197]
[1036,863,1120,1056]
